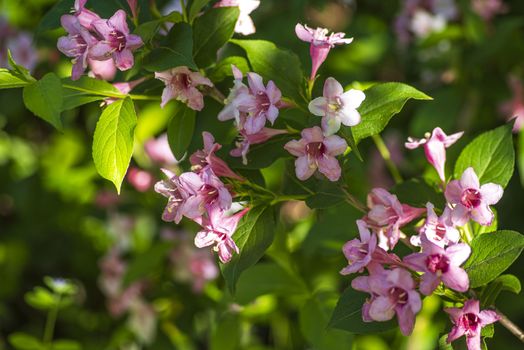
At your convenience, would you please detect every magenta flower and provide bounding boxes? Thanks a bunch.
[194,207,249,263]
[444,299,500,350]
[155,66,213,110]
[127,167,154,192]
[190,131,244,181]
[57,15,97,80]
[214,0,260,36]
[340,220,378,275]
[90,10,143,71]
[284,126,347,182]
[145,134,177,165]
[74,0,101,30]
[363,188,425,250]
[406,127,463,182]
[404,236,471,295]
[352,265,422,336]
[309,77,366,136]
[231,127,288,165]
[411,203,460,248]
[154,170,198,224]
[445,167,503,226]
[295,23,353,81]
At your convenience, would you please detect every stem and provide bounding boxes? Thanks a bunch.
[179,0,188,22]
[270,194,309,205]
[128,94,160,101]
[462,222,474,244]
[341,187,367,213]
[372,134,403,184]
[43,295,61,346]
[307,79,315,100]
[496,309,524,343]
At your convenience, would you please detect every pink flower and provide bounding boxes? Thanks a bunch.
[406,127,463,182]
[411,202,460,248]
[340,220,378,275]
[104,77,145,105]
[309,77,365,136]
[444,299,500,350]
[295,23,353,81]
[127,167,154,192]
[218,65,251,126]
[445,167,503,226]
[363,188,425,250]
[190,131,244,180]
[215,0,260,36]
[194,207,249,263]
[154,169,199,224]
[88,58,117,80]
[145,133,177,165]
[231,127,288,165]
[404,236,471,295]
[155,66,213,110]
[471,0,507,21]
[5,32,38,72]
[500,75,524,132]
[352,265,422,336]
[284,126,347,182]
[57,15,96,80]
[127,0,138,21]
[90,10,143,70]
[74,0,101,30]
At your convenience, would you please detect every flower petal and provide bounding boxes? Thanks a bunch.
[340,89,365,109]
[479,183,503,205]
[295,156,316,181]
[323,135,347,155]
[323,77,343,100]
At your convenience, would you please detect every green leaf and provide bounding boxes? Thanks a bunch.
[494,274,522,294]
[464,230,524,288]
[43,277,77,296]
[471,208,498,236]
[352,83,432,143]
[235,262,308,304]
[231,39,306,105]
[328,287,396,333]
[134,11,183,43]
[480,274,521,307]
[189,0,211,21]
[305,181,345,209]
[518,128,524,186]
[143,22,197,72]
[62,76,122,110]
[24,287,57,310]
[454,123,514,188]
[208,56,250,83]
[0,69,31,89]
[193,7,240,67]
[167,103,197,160]
[23,73,63,130]
[123,242,173,286]
[221,206,275,293]
[37,0,75,33]
[391,178,445,209]
[210,313,241,350]
[7,50,36,83]
[339,126,362,161]
[52,340,82,350]
[92,98,137,193]
[438,334,454,350]
[8,333,44,350]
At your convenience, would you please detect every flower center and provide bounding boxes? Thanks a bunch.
[461,188,481,208]
[108,30,126,52]
[389,287,409,305]
[305,142,326,159]
[347,243,369,264]
[201,184,219,204]
[174,73,192,90]
[460,313,480,335]
[426,254,450,274]
[68,34,88,57]
[435,223,447,240]
[254,91,271,114]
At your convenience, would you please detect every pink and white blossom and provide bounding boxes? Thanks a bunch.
[404,235,471,295]
[284,126,347,182]
[444,299,500,350]
[231,127,288,165]
[411,202,460,248]
[215,0,260,36]
[218,65,251,126]
[155,66,213,110]
[352,265,422,336]
[363,188,425,250]
[406,127,463,182]
[57,15,96,80]
[90,10,143,70]
[340,220,378,275]
[194,207,249,263]
[445,167,503,226]
[309,77,365,136]
[295,24,353,81]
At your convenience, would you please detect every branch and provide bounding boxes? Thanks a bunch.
[496,308,524,343]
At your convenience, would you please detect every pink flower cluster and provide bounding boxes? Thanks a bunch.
[340,127,503,349]
[57,0,143,80]
[155,132,247,263]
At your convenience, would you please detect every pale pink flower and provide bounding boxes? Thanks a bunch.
[284,126,347,182]
[406,127,463,182]
[352,265,422,336]
[145,134,177,165]
[340,220,378,275]
[90,10,143,70]
[128,299,157,344]
[57,15,96,80]
[194,207,249,263]
[500,75,524,132]
[98,250,126,297]
[363,188,425,250]
[190,131,244,180]
[155,66,213,110]
[231,127,288,165]
[215,0,260,36]
[444,299,500,350]
[445,167,503,226]
[88,58,117,80]
[73,0,101,30]
[309,77,365,136]
[127,167,154,192]
[295,23,353,81]
[471,0,506,21]
[127,0,138,21]
[218,65,251,126]
[411,202,460,248]
[404,236,471,295]
[104,77,145,105]
[6,32,38,72]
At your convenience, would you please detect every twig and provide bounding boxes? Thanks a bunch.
[496,308,524,343]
